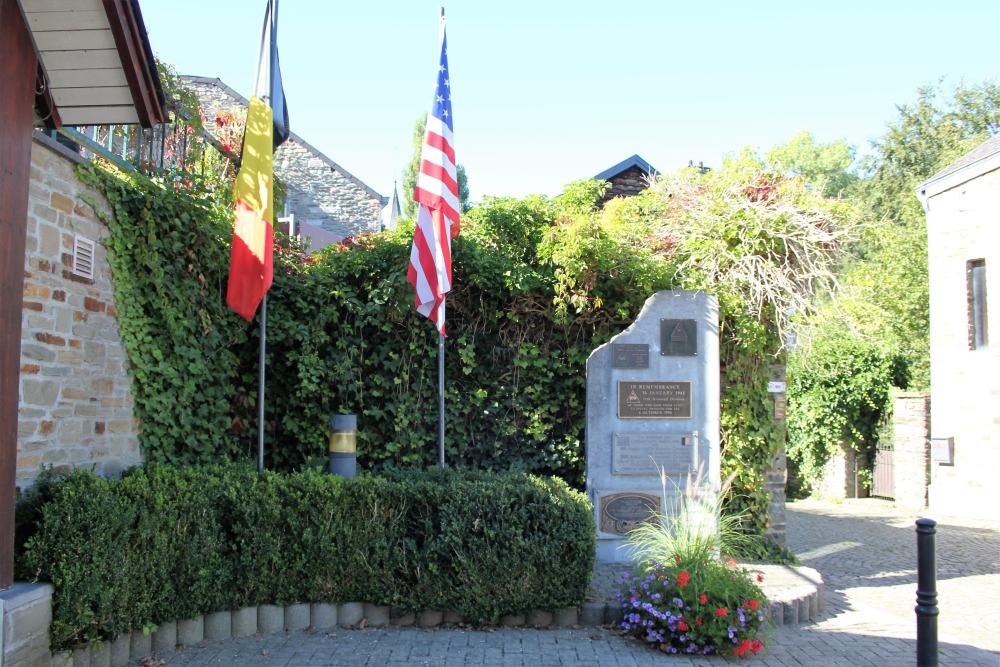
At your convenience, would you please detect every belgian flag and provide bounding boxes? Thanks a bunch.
[226,0,289,321]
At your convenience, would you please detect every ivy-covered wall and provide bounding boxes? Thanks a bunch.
[83,151,850,537]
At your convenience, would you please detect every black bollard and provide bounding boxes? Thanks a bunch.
[328,414,357,478]
[915,518,938,667]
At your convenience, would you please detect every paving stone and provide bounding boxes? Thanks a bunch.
[176,617,204,646]
[204,611,232,641]
[257,605,284,634]
[311,602,337,630]
[109,635,130,667]
[231,606,258,638]
[337,602,364,627]
[127,630,151,661]
[151,620,176,654]
[417,610,443,628]
[284,603,311,631]
[362,603,391,627]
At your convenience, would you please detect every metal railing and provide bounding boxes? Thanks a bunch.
[46,119,238,178]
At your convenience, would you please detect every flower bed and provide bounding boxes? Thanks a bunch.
[615,556,767,656]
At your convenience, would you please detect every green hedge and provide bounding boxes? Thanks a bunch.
[15,464,595,650]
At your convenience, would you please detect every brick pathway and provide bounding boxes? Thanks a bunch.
[131,499,1000,666]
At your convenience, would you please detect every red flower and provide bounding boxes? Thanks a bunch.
[751,639,763,654]
[715,607,728,617]
[757,573,764,583]
[726,559,737,566]
[749,599,759,610]
[675,555,681,563]
[695,617,703,626]
[699,593,708,604]
[677,621,689,631]
[676,571,690,587]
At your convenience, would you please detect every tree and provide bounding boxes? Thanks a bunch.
[766,130,859,199]
[843,78,999,389]
[401,115,470,219]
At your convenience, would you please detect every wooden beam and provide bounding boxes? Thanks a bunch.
[0,0,40,592]
[101,0,163,127]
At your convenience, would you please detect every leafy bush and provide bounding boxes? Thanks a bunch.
[16,465,594,650]
[787,333,909,495]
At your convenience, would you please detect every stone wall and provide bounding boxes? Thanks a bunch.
[180,76,384,243]
[17,134,141,486]
[925,164,1000,519]
[814,447,869,500]
[892,392,930,510]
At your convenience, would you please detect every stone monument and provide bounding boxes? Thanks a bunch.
[586,290,720,562]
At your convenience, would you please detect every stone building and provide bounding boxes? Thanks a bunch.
[181,76,385,249]
[916,133,1000,520]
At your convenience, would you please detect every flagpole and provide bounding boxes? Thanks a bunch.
[437,5,446,471]
[438,331,445,467]
[258,293,267,471]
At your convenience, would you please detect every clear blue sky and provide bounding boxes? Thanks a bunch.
[140,0,999,203]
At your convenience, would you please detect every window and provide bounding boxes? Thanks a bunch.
[968,259,988,349]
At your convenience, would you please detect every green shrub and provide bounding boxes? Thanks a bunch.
[15,464,594,650]
[787,333,909,495]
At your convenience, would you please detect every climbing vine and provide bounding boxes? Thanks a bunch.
[80,166,248,464]
[84,150,851,536]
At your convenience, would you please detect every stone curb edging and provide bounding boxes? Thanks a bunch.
[48,602,589,667]
[48,565,824,666]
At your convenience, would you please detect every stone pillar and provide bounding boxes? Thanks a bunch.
[1,583,53,667]
[766,447,787,544]
[893,392,931,510]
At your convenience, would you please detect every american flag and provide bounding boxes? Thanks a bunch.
[408,12,459,336]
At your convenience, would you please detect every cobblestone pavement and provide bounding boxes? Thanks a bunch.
[135,499,1000,666]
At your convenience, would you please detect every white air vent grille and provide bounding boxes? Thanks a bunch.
[72,235,95,280]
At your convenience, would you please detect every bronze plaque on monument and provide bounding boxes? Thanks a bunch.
[617,381,692,419]
[613,432,695,475]
[599,492,660,534]
[612,343,649,369]
[661,319,697,356]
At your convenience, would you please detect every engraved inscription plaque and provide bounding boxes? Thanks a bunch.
[660,319,697,356]
[599,492,660,534]
[617,381,692,419]
[612,343,649,369]
[613,432,695,475]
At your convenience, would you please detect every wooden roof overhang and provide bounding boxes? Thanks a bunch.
[20,0,164,128]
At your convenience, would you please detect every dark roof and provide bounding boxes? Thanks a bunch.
[924,133,1000,184]
[594,154,658,182]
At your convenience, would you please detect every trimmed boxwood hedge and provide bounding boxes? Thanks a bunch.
[15,464,595,650]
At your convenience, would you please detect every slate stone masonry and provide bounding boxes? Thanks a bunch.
[181,76,384,243]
